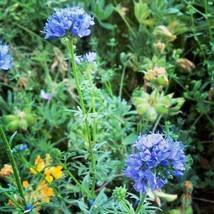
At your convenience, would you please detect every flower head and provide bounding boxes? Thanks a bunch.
[83,52,97,63]
[124,133,186,194]
[44,7,94,39]
[0,41,13,70]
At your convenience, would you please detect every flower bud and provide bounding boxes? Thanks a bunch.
[113,186,127,201]
[4,115,17,122]
[154,103,168,114]
[19,119,28,131]
[176,58,195,72]
[181,193,192,208]
[136,103,151,114]
[25,114,36,124]
[184,181,193,194]
[7,120,19,131]
[18,77,28,88]
[154,41,166,54]
[146,107,158,121]
[153,25,177,42]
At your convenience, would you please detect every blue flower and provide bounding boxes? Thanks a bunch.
[0,41,13,70]
[44,7,94,39]
[82,52,97,63]
[11,144,28,154]
[124,133,186,194]
[24,204,33,213]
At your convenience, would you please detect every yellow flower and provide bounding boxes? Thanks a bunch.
[45,169,53,183]
[38,181,55,203]
[23,180,30,188]
[30,155,45,174]
[35,155,45,172]
[50,166,63,179]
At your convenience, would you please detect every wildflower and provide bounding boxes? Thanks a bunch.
[44,7,94,39]
[124,133,186,194]
[44,169,54,183]
[23,180,30,188]
[50,165,63,179]
[30,155,45,174]
[38,181,55,203]
[0,41,13,70]
[0,164,13,177]
[23,180,55,205]
[83,52,97,63]
[11,144,28,153]
[40,90,52,100]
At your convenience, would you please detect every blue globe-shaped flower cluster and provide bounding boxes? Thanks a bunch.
[44,7,94,39]
[124,133,186,194]
[0,41,13,70]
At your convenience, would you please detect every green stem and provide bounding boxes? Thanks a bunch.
[67,37,96,197]
[152,115,162,132]
[60,162,91,197]
[86,70,97,145]
[185,0,206,60]
[114,4,136,37]
[203,0,213,42]
[120,200,133,214]
[104,81,113,97]
[119,66,126,99]
[135,194,146,214]
[0,127,26,206]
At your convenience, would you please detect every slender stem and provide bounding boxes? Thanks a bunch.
[67,37,96,197]
[152,115,162,132]
[60,162,91,197]
[203,0,213,41]
[86,70,97,144]
[120,200,133,214]
[119,66,126,99]
[104,81,113,97]
[114,4,136,37]
[0,127,26,206]
[135,194,146,214]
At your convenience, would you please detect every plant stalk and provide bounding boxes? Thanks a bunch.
[0,127,26,206]
[67,37,96,197]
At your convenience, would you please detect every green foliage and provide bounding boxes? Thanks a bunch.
[0,0,213,213]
